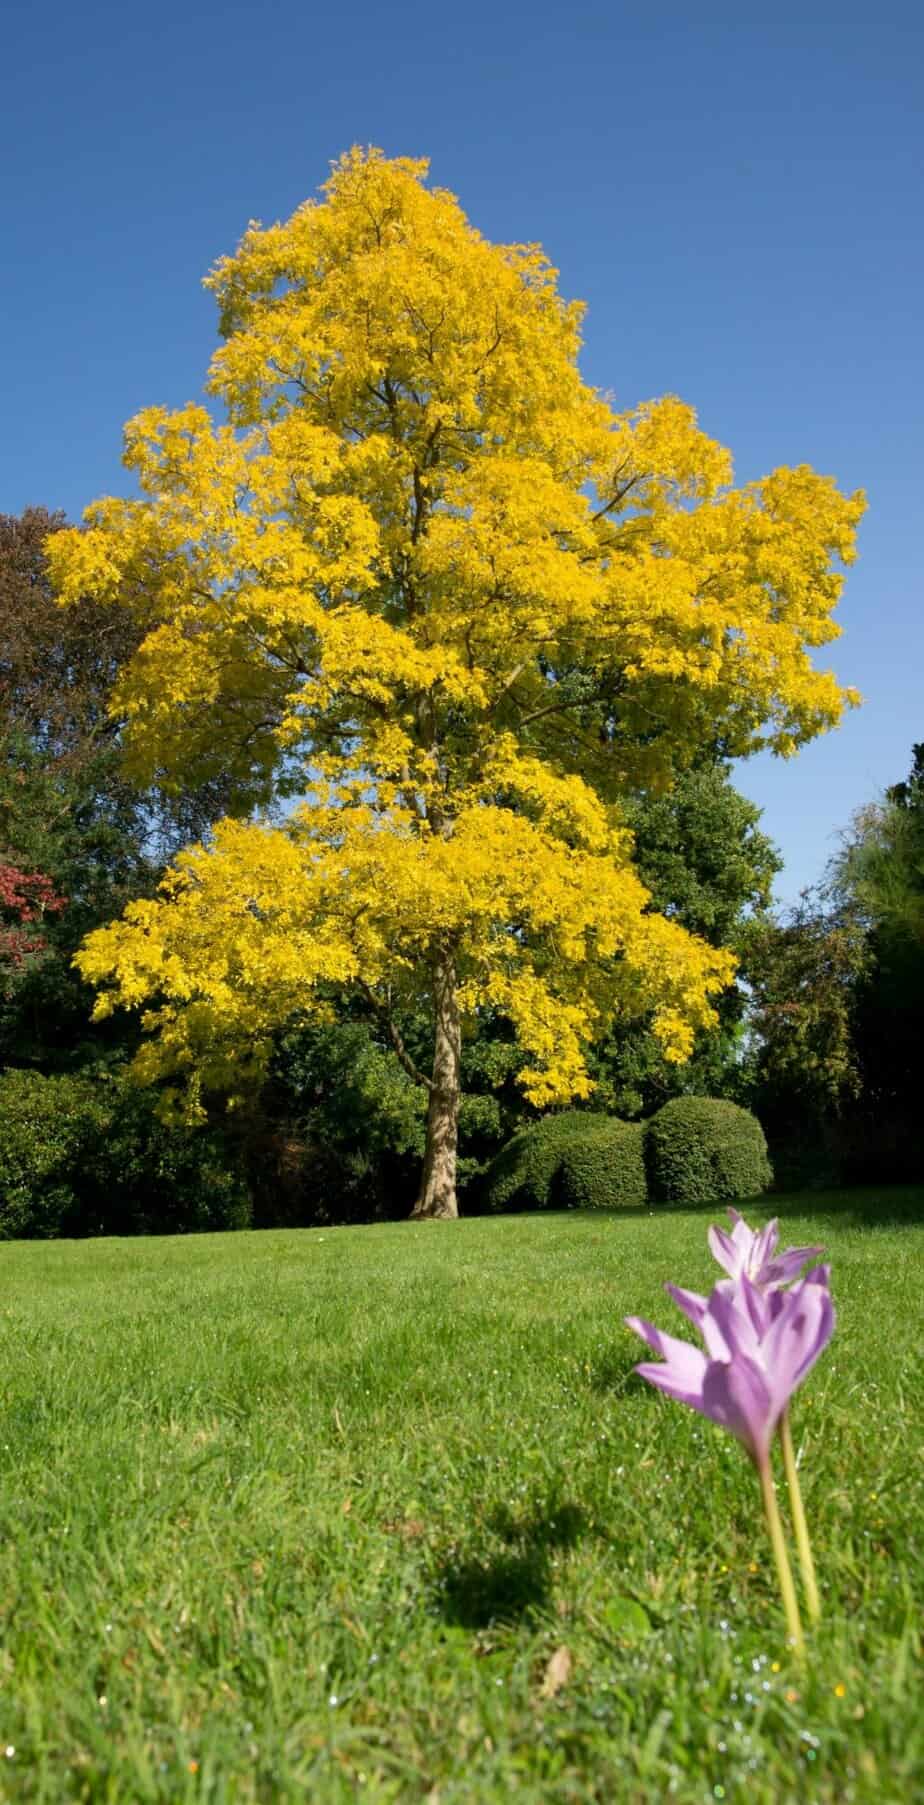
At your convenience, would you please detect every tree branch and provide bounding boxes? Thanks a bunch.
[360,981,433,1089]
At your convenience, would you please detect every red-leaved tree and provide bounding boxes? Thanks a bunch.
[0,859,66,991]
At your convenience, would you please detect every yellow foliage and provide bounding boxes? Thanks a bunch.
[50,148,865,1117]
[78,805,733,1114]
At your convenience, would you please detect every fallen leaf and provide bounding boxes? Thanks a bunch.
[540,1644,573,1699]
[382,1518,425,1539]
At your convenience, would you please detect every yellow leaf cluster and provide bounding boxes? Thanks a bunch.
[78,806,733,1115]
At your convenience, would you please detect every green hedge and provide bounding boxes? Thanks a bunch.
[645,1096,772,1206]
[0,1070,107,1238]
[0,1067,251,1239]
[481,1111,601,1213]
[558,1119,647,1210]
[481,1111,649,1214]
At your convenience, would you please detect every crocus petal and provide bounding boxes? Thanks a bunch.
[737,1270,774,1339]
[761,1282,836,1418]
[750,1218,780,1277]
[701,1354,774,1463]
[802,1263,831,1287]
[707,1225,741,1278]
[634,1357,709,1412]
[764,1288,788,1326]
[665,1283,709,1329]
[761,1244,825,1288]
[730,1216,755,1256]
[624,1316,709,1387]
[704,1279,762,1361]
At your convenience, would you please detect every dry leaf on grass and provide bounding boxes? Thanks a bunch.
[539,1644,573,1699]
[382,1518,426,1540]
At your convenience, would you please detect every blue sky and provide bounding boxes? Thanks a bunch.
[2,0,921,903]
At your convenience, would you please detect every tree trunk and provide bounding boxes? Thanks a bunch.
[411,953,461,1220]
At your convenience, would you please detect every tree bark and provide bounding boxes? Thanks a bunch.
[411,952,461,1220]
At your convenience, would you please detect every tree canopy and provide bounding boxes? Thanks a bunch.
[588,762,782,1117]
[834,743,924,948]
[47,149,864,1215]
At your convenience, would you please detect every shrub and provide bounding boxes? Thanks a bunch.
[0,1065,251,1239]
[645,1096,772,1205]
[558,1119,648,1210]
[481,1111,600,1213]
[91,1080,252,1235]
[0,1069,106,1238]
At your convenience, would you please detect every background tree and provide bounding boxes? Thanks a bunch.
[742,887,868,1184]
[587,762,781,1117]
[827,743,924,1181]
[834,743,924,946]
[0,508,238,1070]
[0,507,139,766]
[0,858,66,995]
[48,149,864,1218]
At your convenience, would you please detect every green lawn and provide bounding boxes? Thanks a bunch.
[0,1190,921,1803]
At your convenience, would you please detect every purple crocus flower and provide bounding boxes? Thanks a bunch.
[625,1268,835,1467]
[624,1221,835,1652]
[707,1209,822,1290]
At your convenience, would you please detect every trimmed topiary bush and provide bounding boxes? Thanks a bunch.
[558,1119,647,1210]
[481,1111,601,1213]
[645,1096,772,1205]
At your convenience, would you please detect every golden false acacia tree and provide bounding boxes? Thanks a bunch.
[47,149,864,1218]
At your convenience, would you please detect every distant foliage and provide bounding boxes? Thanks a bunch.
[743,890,868,1117]
[250,1019,426,1227]
[93,1081,252,1236]
[645,1097,772,1205]
[0,859,66,990]
[482,1112,595,1213]
[558,1119,648,1210]
[585,763,781,1118]
[0,1067,250,1239]
[0,507,242,1077]
[743,738,924,1188]
[0,1069,106,1238]
[835,742,924,949]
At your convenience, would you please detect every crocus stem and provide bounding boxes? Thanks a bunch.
[779,1407,821,1623]
[757,1454,804,1657]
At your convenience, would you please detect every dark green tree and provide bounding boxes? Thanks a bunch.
[586,763,781,1117]
[0,508,237,1071]
[827,743,924,1180]
[834,744,924,947]
[742,887,869,1184]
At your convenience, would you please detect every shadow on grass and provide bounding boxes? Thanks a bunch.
[585,1349,666,1399]
[764,1184,924,1227]
[434,1499,586,1630]
[549,1183,924,1230]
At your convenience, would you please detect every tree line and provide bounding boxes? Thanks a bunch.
[3,150,915,1229]
[2,502,915,1223]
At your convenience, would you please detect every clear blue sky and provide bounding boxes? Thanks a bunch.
[2,0,921,903]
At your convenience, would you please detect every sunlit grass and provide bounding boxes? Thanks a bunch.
[0,1188,921,1801]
